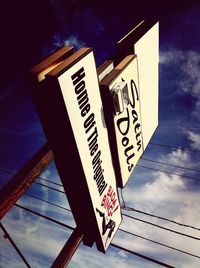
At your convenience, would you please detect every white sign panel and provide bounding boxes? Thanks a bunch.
[134,22,159,149]
[100,55,144,188]
[56,49,121,252]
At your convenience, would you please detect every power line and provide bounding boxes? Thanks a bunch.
[24,192,71,213]
[33,181,65,194]
[0,222,31,268]
[13,203,175,268]
[122,206,200,231]
[137,165,200,182]
[111,243,175,268]
[119,228,200,259]
[149,142,200,154]
[141,158,200,173]
[2,162,200,236]
[0,161,62,186]
[122,213,200,241]
[0,165,65,194]
[23,190,200,242]
[158,125,200,130]
[15,203,74,230]
[24,190,200,233]
[36,177,63,187]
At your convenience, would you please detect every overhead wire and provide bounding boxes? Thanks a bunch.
[2,163,200,235]
[15,203,74,230]
[23,190,200,232]
[0,165,65,194]
[2,163,200,234]
[1,151,200,266]
[0,222,31,268]
[12,203,176,268]
[2,185,200,266]
[122,212,200,241]
[137,165,200,182]
[122,206,200,231]
[141,158,200,173]
[119,228,200,259]
[34,181,65,194]
[36,177,63,187]
[0,160,61,186]
[149,142,200,154]
[24,192,71,213]
[111,243,175,268]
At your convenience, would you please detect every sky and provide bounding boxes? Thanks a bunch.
[1,1,200,268]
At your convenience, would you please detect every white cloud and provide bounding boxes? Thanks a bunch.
[160,49,200,116]
[119,146,200,267]
[162,148,191,166]
[187,131,200,150]
[64,36,86,49]
[52,34,86,50]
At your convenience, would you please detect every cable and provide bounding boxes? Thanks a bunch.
[23,191,200,251]
[0,161,62,187]
[137,165,200,182]
[158,125,200,130]
[110,243,175,268]
[122,213,200,241]
[21,190,200,242]
[36,177,63,187]
[24,192,71,213]
[141,158,200,173]
[119,228,200,259]
[24,190,200,233]
[13,203,175,268]
[34,181,65,194]
[0,165,65,194]
[15,203,74,230]
[122,207,200,232]
[149,142,200,154]
[0,222,31,268]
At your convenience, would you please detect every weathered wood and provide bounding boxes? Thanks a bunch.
[51,227,83,268]
[0,143,53,219]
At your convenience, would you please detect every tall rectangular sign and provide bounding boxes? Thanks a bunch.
[100,21,159,188]
[100,55,143,188]
[29,47,121,252]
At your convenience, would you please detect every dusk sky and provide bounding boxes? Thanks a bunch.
[1,1,200,267]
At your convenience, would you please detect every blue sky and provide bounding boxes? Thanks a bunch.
[1,1,200,267]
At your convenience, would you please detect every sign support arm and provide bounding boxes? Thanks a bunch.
[51,227,84,268]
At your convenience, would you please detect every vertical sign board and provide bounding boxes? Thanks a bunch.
[117,20,159,151]
[134,22,159,150]
[100,20,159,188]
[29,47,121,252]
[100,55,143,188]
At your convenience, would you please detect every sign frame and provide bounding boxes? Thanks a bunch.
[28,47,121,253]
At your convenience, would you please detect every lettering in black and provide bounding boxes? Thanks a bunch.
[116,78,143,174]
[71,67,108,197]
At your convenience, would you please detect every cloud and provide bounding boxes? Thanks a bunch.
[64,36,86,49]
[52,34,86,50]
[160,49,200,117]
[119,147,200,267]
[187,131,200,150]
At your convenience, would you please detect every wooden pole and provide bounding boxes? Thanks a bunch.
[51,227,84,268]
[0,143,53,219]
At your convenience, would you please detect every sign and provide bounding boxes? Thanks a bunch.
[99,20,159,188]
[100,55,143,188]
[134,22,159,149]
[117,20,159,150]
[29,47,121,252]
